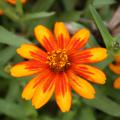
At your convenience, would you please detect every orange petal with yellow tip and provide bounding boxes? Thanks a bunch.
[22,74,42,100]
[109,63,120,74]
[70,48,107,64]
[34,25,57,51]
[6,0,27,5]
[55,73,72,112]
[68,71,95,99]
[54,22,70,49]
[22,70,53,100]
[113,77,120,89]
[115,55,120,64]
[17,44,47,61]
[67,28,90,50]
[10,60,47,77]
[32,72,56,109]
[0,10,4,15]
[73,64,106,84]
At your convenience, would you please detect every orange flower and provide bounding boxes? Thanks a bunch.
[10,22,107,112]
[109,55,120,89]
[0,0,27,15]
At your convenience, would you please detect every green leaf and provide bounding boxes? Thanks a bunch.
[5,80,20,102]
[31,0,55,12]
[58,11,82,22]
[0,68,13,80]
[62,0,78,11]
[78,107,96,120]
[22,12,55,21]
[83,88,120,117]
[0,26,31,47]
[61,111,76,120]
[0,99,27,119]
[0,1,19,22]
[16,0,24,15]
[93,0,115,7]
[0,46,16,66]
[89,5,113,50]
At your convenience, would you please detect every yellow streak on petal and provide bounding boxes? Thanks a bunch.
[17,44,42,59]
[22,75,41,100]
[34,25,56,51]
[56,89,71,112]
[69,72,95,99]
[32,76,55,109]
[67,28,90,50]
[10,63,37,77]
[54,22,70,41]
[113,77,120,89]
[77,64,106,84]
[71,28,90,42]
[87,48,108,63]
[55,73,71,112]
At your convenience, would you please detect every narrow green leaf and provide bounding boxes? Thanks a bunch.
[0,46,16,66]
[93,0,115,7]
[22,12,55,21]
[0,1,19,22]
[84,88,120,117]
[0,26,31,47]
[31,0,55,12]
[5,80,20,102]
[16,0,24,15]
[89,5,113,50]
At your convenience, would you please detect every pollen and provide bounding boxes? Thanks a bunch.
[47,49,71,72]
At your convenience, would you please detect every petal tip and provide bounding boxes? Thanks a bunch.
[113,77,120,89]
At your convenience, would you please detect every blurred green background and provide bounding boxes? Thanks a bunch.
[0,0,120,120]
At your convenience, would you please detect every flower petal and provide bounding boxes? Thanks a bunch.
[17,44,47,61]
[10,60,48,77]
[70,48,107,64]
[22,71,51,100]
[72,64,106,84]
[113,77,120,89]
[54,22,70,49]
[109,63,120,74]
[6,0,27,5]
[32,72,56,109]
[115,55,120,64]
[68,71,95,99]
[34,25,57,51]
[0,10,3,15]
[55,73,72,112]
[67,28,90,51]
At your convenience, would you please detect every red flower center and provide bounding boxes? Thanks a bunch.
[47,49,71,72]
